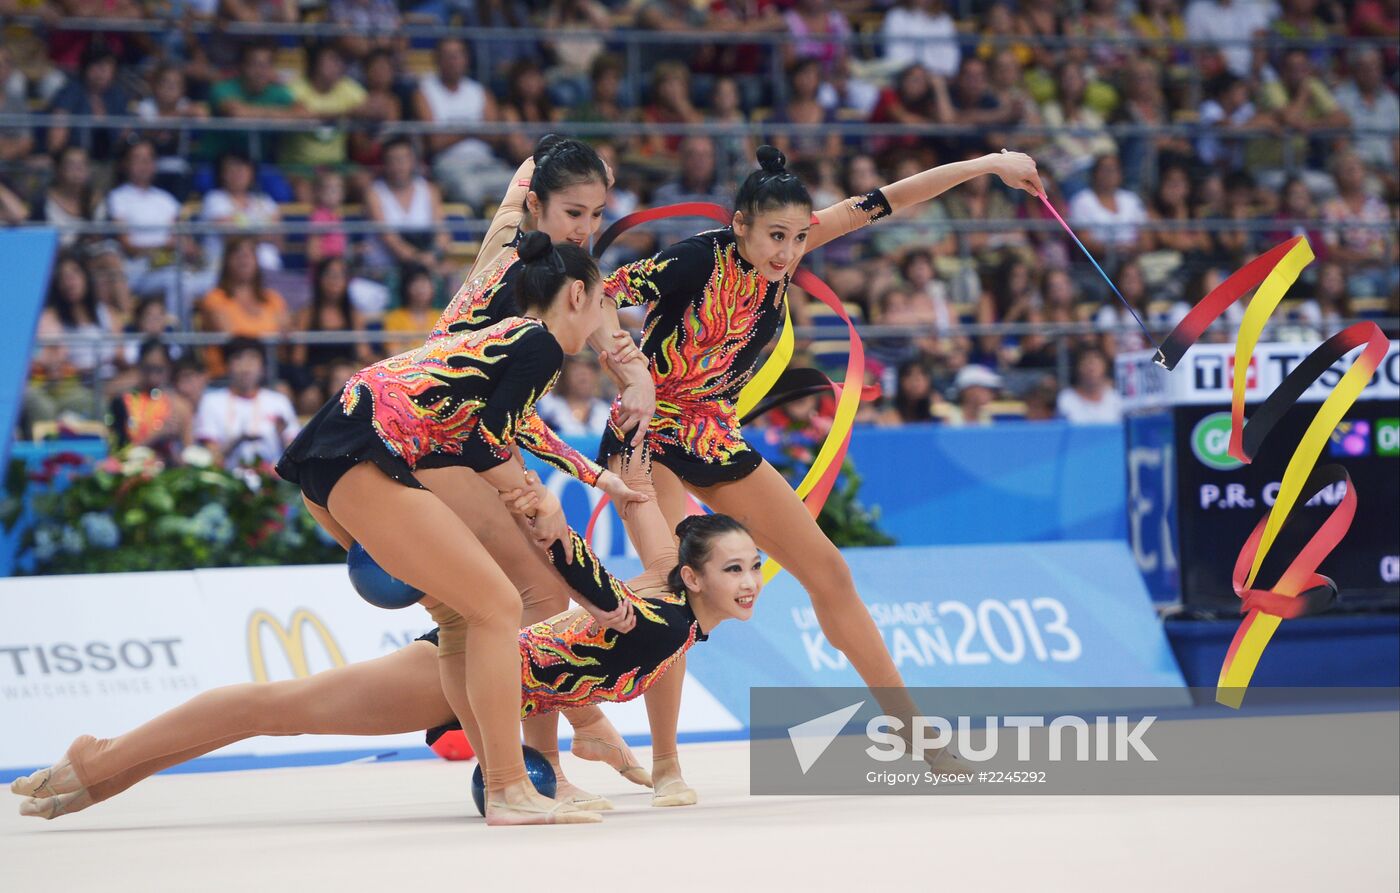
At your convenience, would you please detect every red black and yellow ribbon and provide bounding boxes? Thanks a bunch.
[587,202,874,582]
[1156,236,1388,707]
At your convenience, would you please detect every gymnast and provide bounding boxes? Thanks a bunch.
[384,134,658,801]
[270,231,645,825]
[12,448,758,820]
[591,145,1044,771]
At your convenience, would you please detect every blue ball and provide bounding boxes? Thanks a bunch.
[471,745,558,817]
[346,542,424,610]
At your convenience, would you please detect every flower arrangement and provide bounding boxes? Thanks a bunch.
[759,403,895,548]
[5,446,342,575]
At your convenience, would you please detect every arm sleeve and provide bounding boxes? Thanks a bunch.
[471,160,533,279]
[615,448,679,577]
[603,236,708,310]
[545,528,640,613]
[806,189,894,252]
[516,410,603,485]
[458,325,566,469]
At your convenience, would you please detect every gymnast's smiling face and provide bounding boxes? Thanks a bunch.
[528,180,608,250]
[681,531,763,624]
[733,205,812,283]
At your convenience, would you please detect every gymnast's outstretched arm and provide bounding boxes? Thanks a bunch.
[470,157,535,278]
[805,151,1044,252]
[616,447,680,590]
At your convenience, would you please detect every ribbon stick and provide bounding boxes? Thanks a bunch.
[1038,193,1161,353]
[1155,236,1388,706]
[590,202,874,583]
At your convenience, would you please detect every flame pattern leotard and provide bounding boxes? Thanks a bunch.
[422,526,703,741]
[277,317,602,497]
[596,191,891,486]
[431,236,524,338]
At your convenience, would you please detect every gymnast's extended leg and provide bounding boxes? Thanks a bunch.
[605,455,696,800]
[692,461,918,726]
[12,642,452,819]
[324,461,595,824]
[414,465,650,801]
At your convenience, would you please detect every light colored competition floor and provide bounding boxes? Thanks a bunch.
[2,740,1396,893]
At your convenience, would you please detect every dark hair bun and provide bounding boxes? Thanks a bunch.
[534,133,565,165]
[756,145,788,175]
[518,230,555,263]
[674,515,704,540]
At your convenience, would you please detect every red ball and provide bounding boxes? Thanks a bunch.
[430,730,475,761]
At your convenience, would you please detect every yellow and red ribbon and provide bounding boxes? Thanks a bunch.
[586,202,873,582]
[1155,236,1388,707]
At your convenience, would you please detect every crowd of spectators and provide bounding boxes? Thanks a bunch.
[4,0,1397,452]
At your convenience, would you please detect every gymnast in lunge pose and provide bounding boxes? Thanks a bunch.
[396,134,659,800]
[591,146,1045,775]
[12,449,759,820]
[272,232,641,825]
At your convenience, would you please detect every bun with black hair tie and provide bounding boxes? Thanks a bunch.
[756,145,788,176]
[518,230,554,262]
[534,133,565,165]
[518,230,566,273]
[674,515,705,541]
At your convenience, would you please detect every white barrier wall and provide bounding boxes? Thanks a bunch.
[0,566,741,774]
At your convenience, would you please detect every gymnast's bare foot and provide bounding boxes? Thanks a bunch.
[485,780,602,826]
[19,789,94,820]
[570,724,652,788]
[650,755,697,808]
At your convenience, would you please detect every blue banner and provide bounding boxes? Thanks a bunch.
[522,420,1129,559]
[602,540,1188,721]
[0,229,58,473]
[1123,411,1181,602]
[843,421,1127,545]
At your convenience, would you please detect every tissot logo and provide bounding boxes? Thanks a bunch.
[1192,354,1258,392]
[0,639,182,676]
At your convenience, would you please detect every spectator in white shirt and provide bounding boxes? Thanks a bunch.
[1196,73,1260,168]
[535,356,612,437]
[410,37,514,210]
[1067,153,1150,259]
[1184,0,1277,78]
[882,0,960,78]
[194,337,300,469]
[199,150,284,272]
[106,138,214,321]
[1057,347,1124,424]
[1333,47,1400,170]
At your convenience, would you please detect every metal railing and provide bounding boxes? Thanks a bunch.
[4,14,1396,51]
[28,315,1399,429]
[6,113,1394,142]
[4,14,1396,129]
[16,217,1398,238]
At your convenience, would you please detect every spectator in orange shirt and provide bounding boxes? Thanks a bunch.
[381,262,437,356]
[197,236,290,377]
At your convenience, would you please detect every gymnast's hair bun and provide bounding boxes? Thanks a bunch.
[756,145,788,175]
[674,515,705,540]
[534,133,565,165]
[517,230,555,263]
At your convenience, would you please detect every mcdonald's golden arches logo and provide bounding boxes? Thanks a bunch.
[247,608,346,683]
